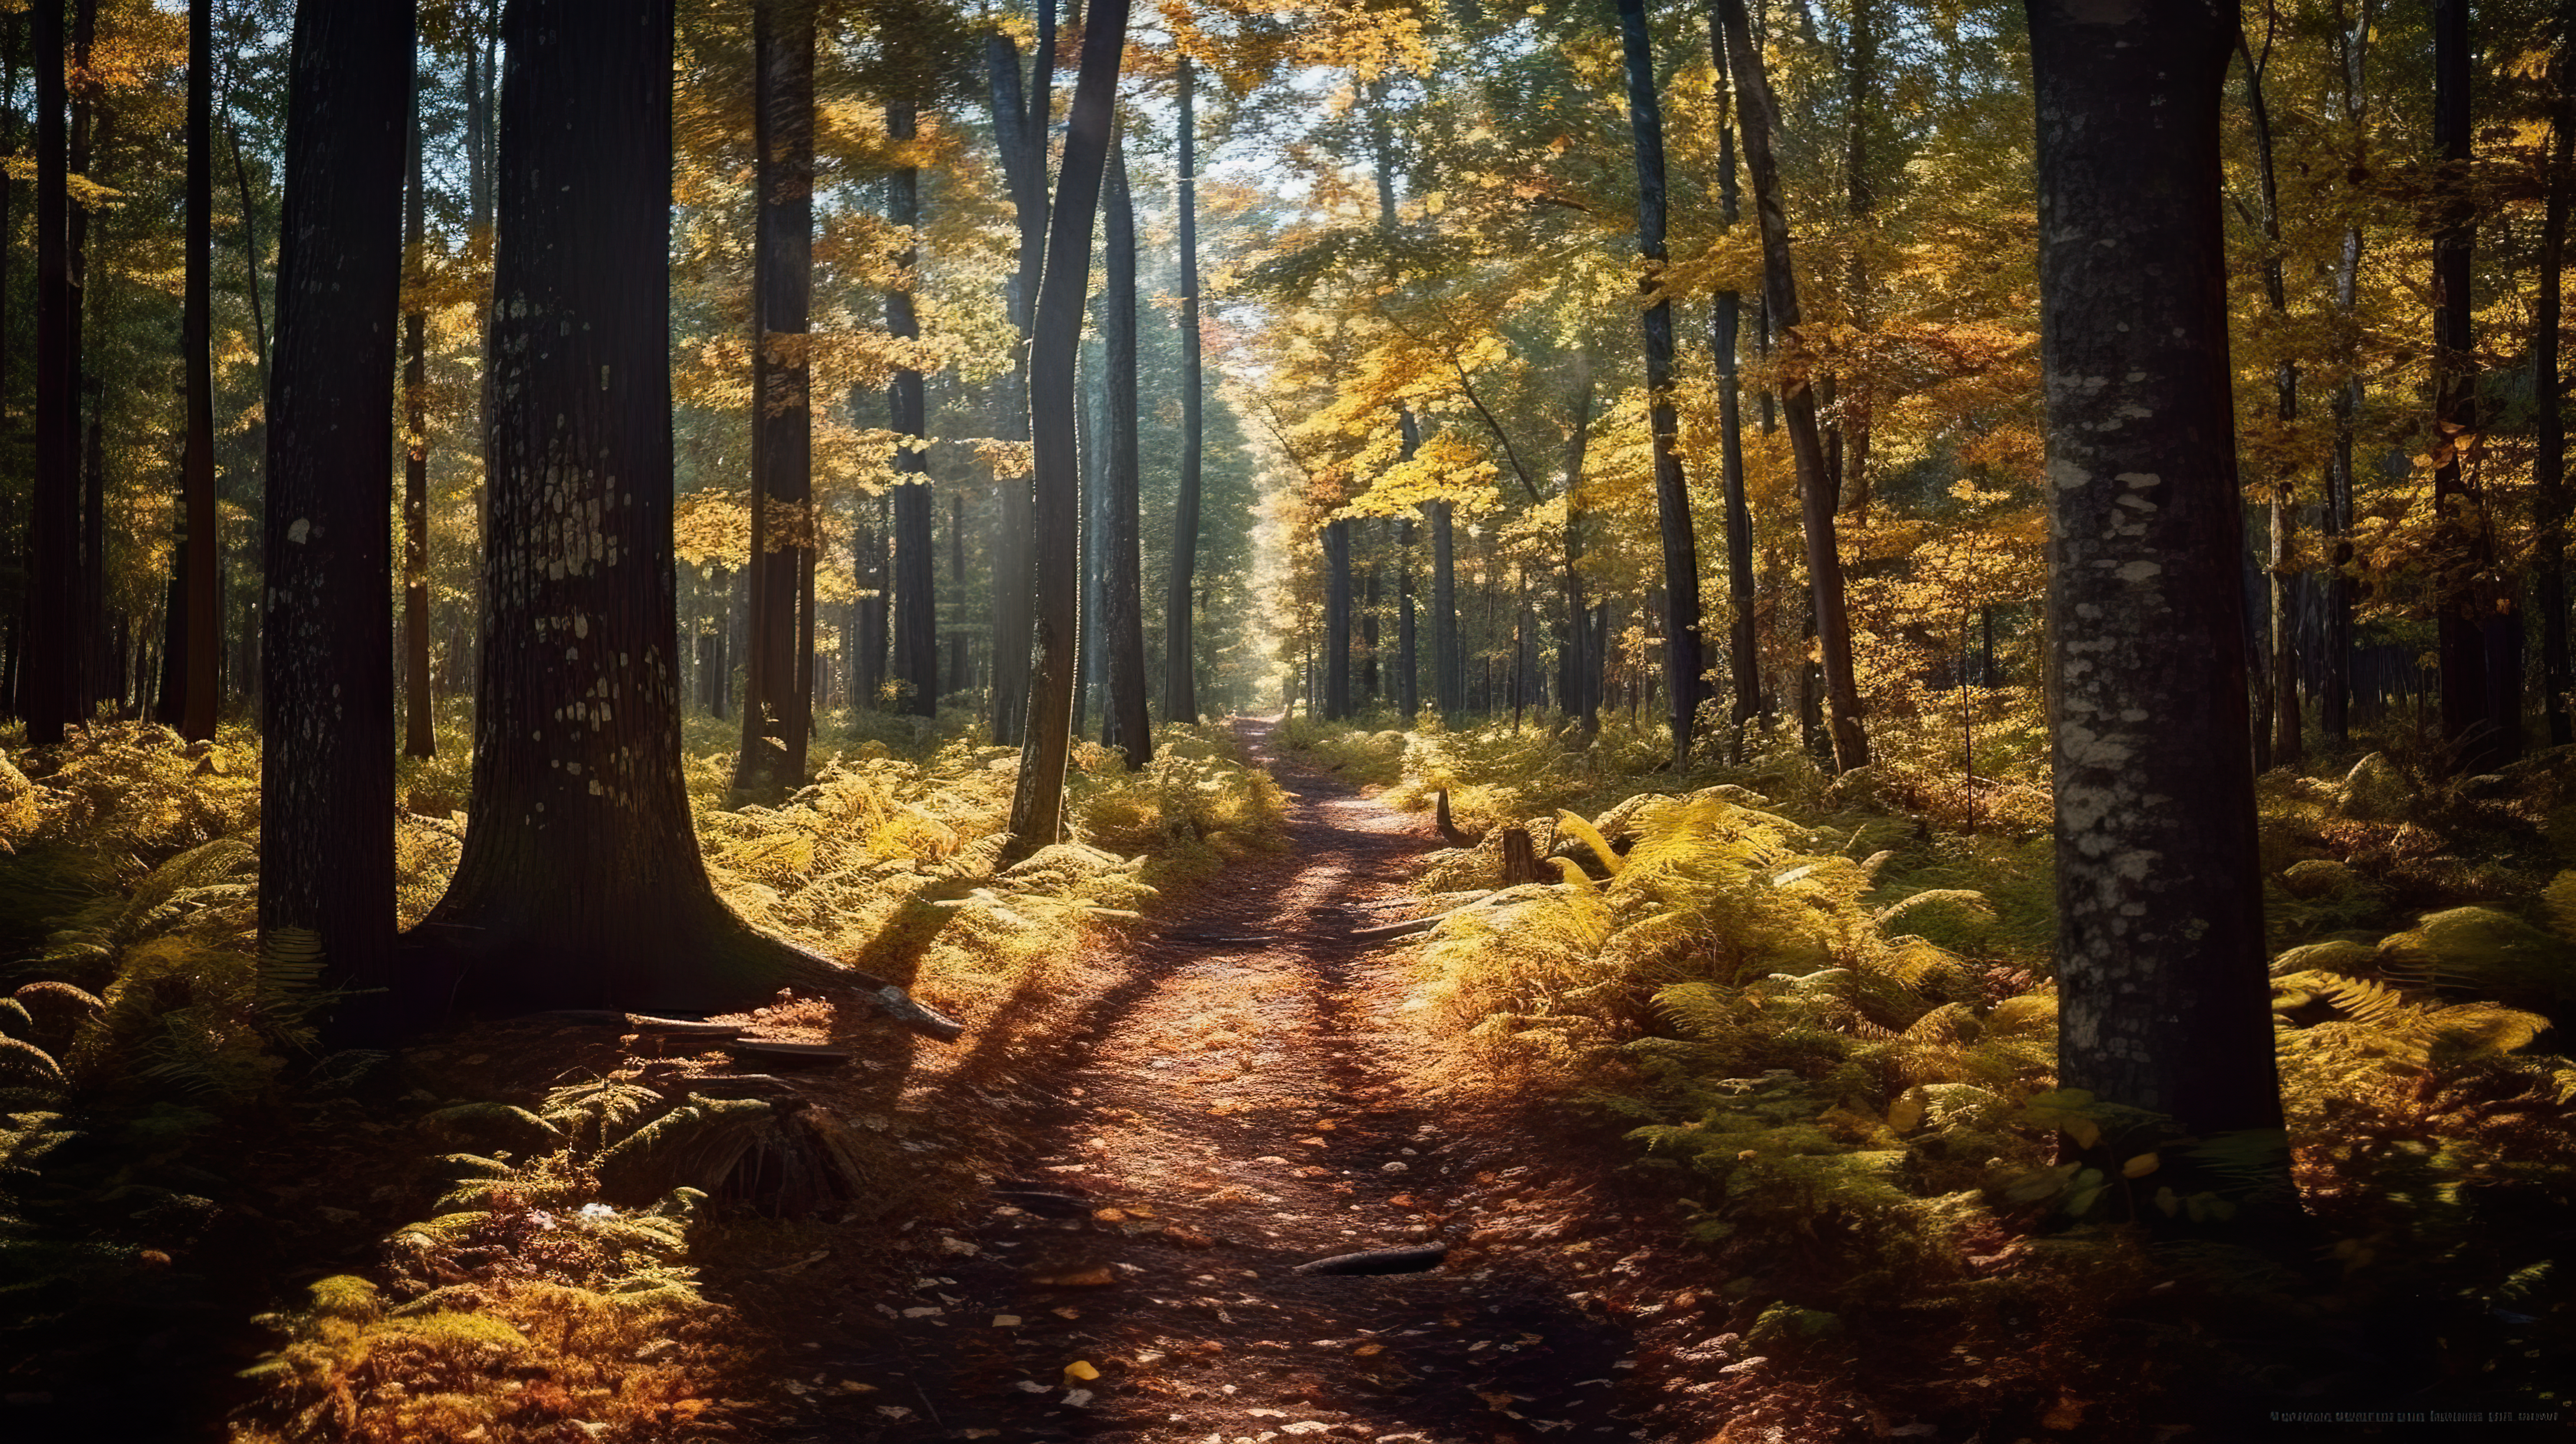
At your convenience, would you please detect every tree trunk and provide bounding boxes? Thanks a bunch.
[1835,0,1878,521]
[1398,421,1421,720]
[24,0,72,744]
[1720,0,1868,772]
[948,490,968,694]
[1706,8,1762,749]
[886,101,937,718]
[68,0,98,724]
[1100,132,1152,765]
[1163,55,1203,727]
[2241,35,2303,769]
[1560,378,1593,727]
[1325,518,1353,720]
[2322,4,2370,747]
[2027,0,2291,1208]
[984,4,1055,746]
[1430,498,1460,715]
[261,1,412,1045]
[1618,0,1707,766]
[2432,0,2515,772]
[167,0,219,741]
[402,60,437,759]
[2536,8,2571,747]
[733,0,816,799]
[1004,0,1130,862]
[415,0,820,1018]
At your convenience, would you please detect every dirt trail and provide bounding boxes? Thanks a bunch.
[773,719,1660,1444]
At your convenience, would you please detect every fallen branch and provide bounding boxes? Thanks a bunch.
[1348,884,1569,942]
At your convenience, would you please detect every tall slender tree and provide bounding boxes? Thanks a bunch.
[983,0,1056,745]
[1719,0,1868,771]
[259,0,414,1044]
[734,0,817,798]
[2026,0,2290,1209]
[1100,130,1151,764]
[1004,0,1131,861]
[1706,6,1760,749]
[886,101,938,717]
[1163,52,1203,726]
[157,0,220,741]
[2241,32,2302,768]
[2539,3,2572,747]
[1617,0,1707,764]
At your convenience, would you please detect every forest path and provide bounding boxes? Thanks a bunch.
[778,717,1657,1444]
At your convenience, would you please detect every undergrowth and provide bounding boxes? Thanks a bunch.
[0,712,1286,1441]
[1315,709,2576,1431]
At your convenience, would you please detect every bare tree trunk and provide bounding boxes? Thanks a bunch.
[984,4,1056,746]
[1706,7,1761,748]
[2241,34,2303,768]
[24,0,72,744]
[886,102,937,717]
[262,1,413,1044]
[1720,0,1867,770]
[1325,518,1353,720]
[2536,4,2572,746]
[1100,133,1152,764]
[173,0,221,740]
[1163,55,1203,726]
[1619,0,1707,765]
[1005,0,1130,862]
[2322,0,2371,746]
[2028,0,2290,1212]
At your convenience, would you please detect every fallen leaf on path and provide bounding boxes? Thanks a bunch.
[1162,1225,1215,1248]
[991,1315,1022,1327]
[1063,1361,1100,1383]
[1094,1207,1131,1223]
[1030,1266,1118,1287]
[1053,1307,1082,1320]
[1063,1389,1094,1406]
[1353,1343,1384,1357]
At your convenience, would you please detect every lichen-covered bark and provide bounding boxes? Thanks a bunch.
[261,2,412,1042]
[2028,0,2286,1163]
[416,0,805,1015]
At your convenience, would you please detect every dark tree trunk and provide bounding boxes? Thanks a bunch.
[1325,518,1353,720]
[1706,7,1762,747]
[886,101,937,717]
[984,3,1055,746]
[734,0,816,799]
[1397,416,1421,721]
[1163,55,1203,726]
[402,60,436,759]
[68,0,98,724]
[157,0,219,738]
[2242,36,2303,769]
[2027,0,2291,1205]
[260,1,412,1045]
[1618,0,1707,766]
[1430,498,1460,715]
[2536,9,2571,747]
[1720,0,1868,772]
[24,0,72,744]
[1004,0,1130,861]
[1100,133,1151,765]
[1560,379,1593,727]
[948,490,968,693]
[2432,0,2516,771]
[2323,7,2370,746]
[853,494,887,708]
[415,0,816,1016]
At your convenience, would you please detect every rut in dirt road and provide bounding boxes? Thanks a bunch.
[780,720,1654,1444]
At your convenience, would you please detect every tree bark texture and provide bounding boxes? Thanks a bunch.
[886,101,937,717]
[260,1,412,1043]
[734,0,816,798]
[1004,0,1129,862]
[2536,8,2571,747]
[1720,0,1867,772]
[418,0,807,1016]
[1163,54,1203,727]
[2027,0,2289,1178]
[1100,133,1152,766]
[1619,0,1707,766]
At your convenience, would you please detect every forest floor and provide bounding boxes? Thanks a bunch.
[714,718,1764,1444]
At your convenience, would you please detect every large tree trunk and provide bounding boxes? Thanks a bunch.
[2432,0,2516,772]
[261,1,412,1045]
[1618,0,1707,766]
[1004,0,1130,862]
[163,0,219,741]
[1720,0,1868,772]
[416,0,833,1017]
[886,101,937,718]
[733,0,816,799]
[984,5,1055,746]
[402,63,436,760]
[1706,7,1761,749]
[1100,133,1152,765]
[2535,9,2571,747]
[2027,0,2291,1210]
[24,0,73,744]
[1163,55,1203,726]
